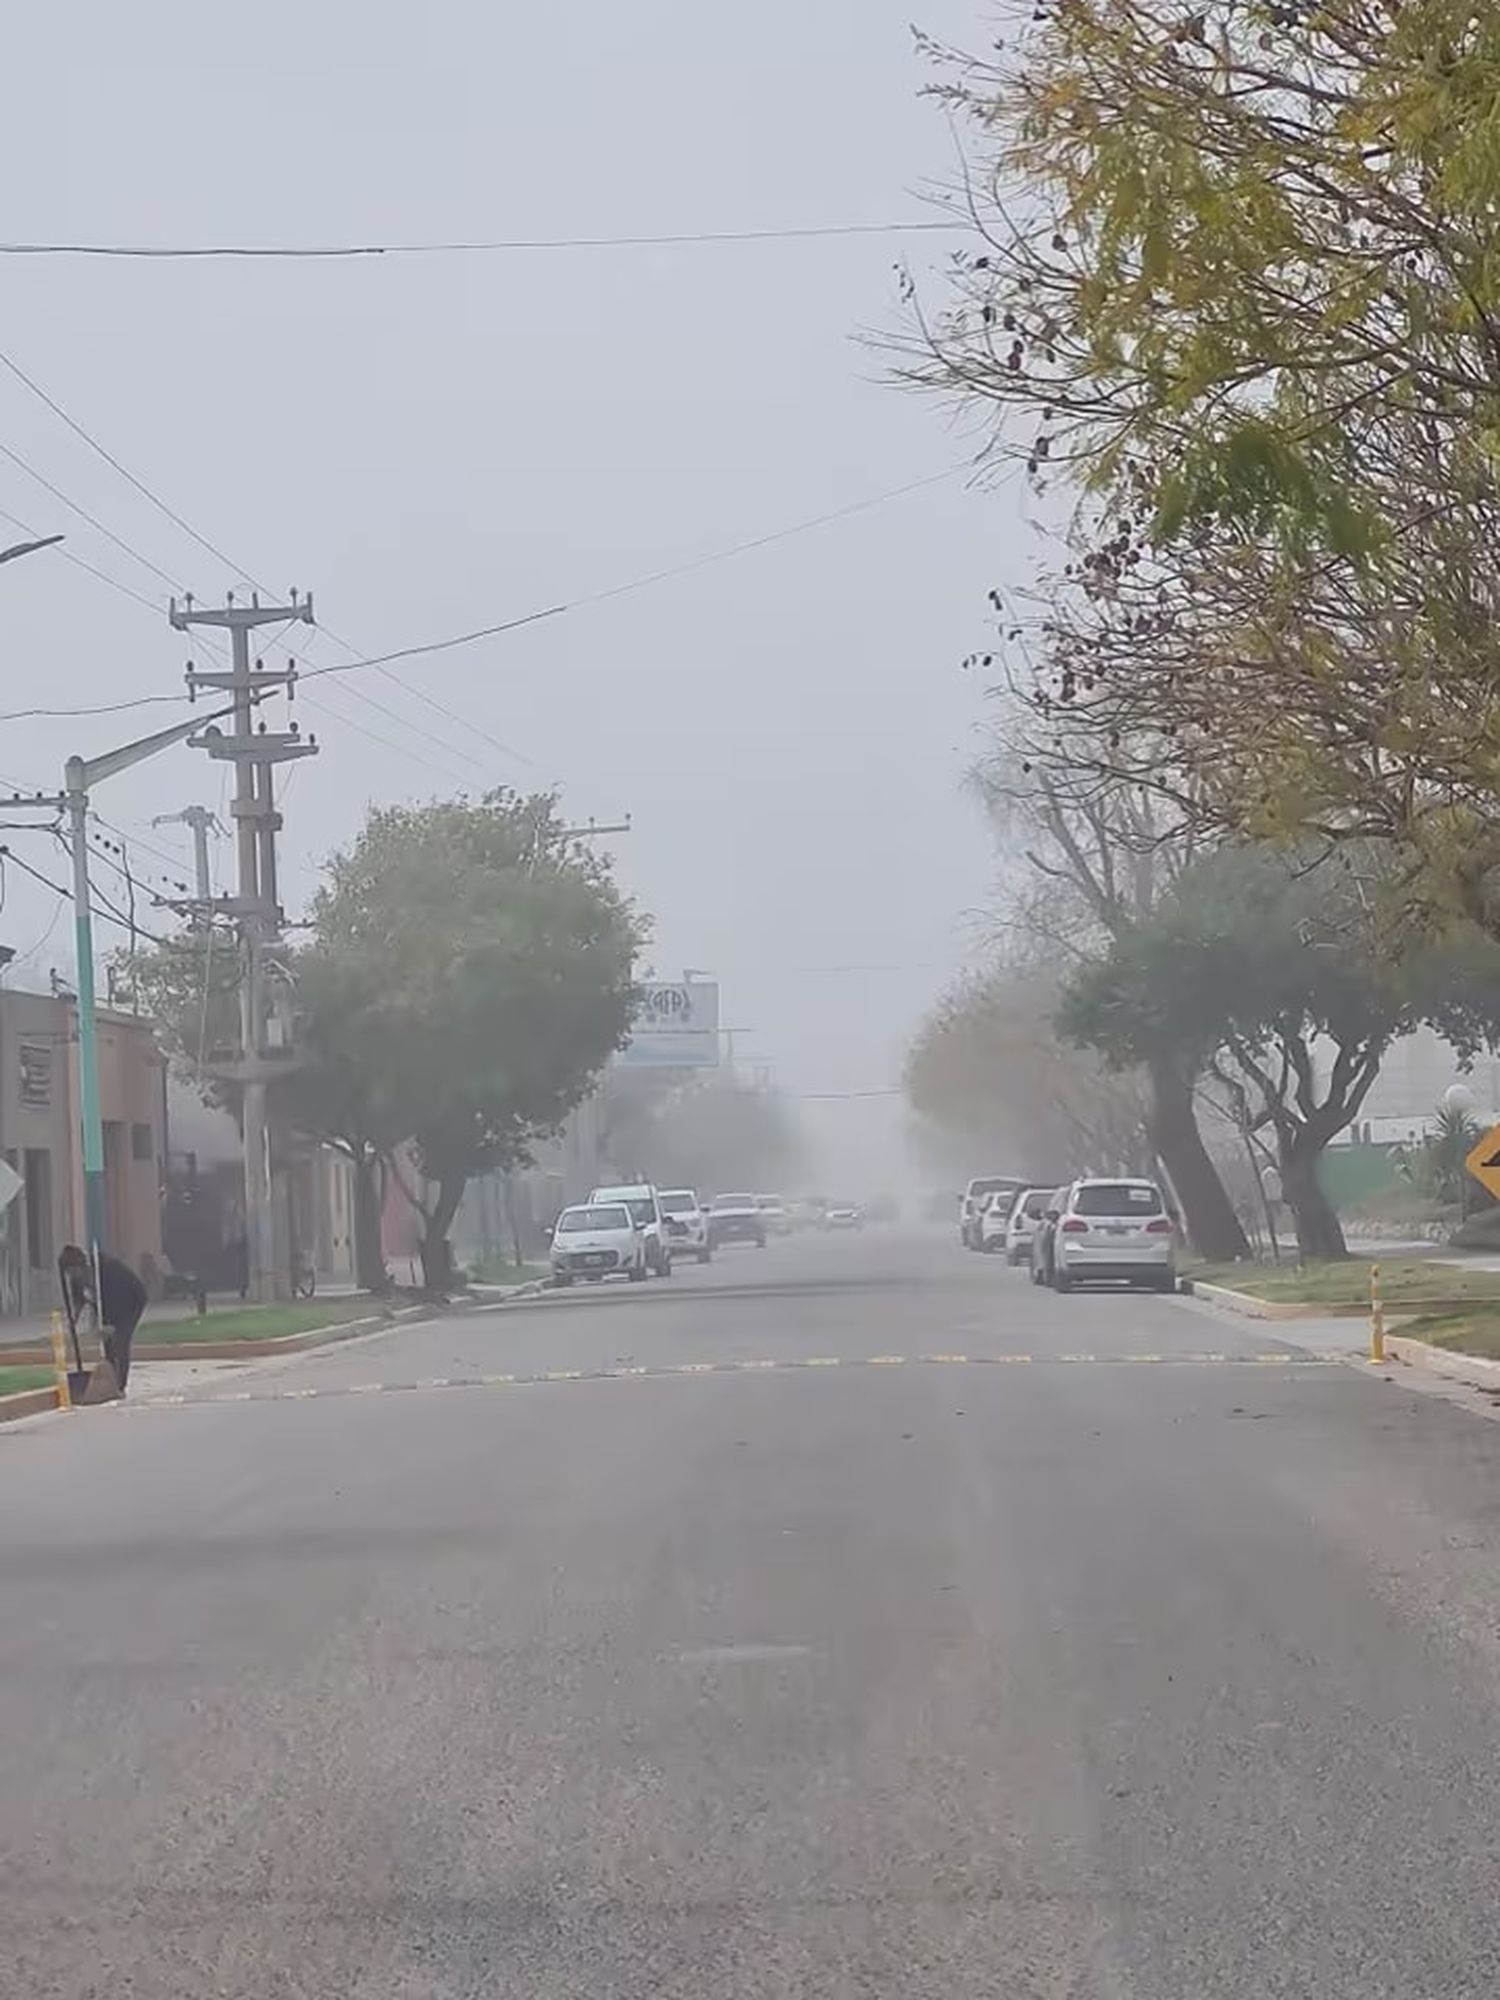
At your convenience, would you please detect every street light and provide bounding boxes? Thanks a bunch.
[62,698,245,1269]
[0,533,63,567]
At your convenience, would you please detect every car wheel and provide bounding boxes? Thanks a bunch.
[553,1274,573,1289]
[755,1235,766,1249]
[1052,1266,1073,1293]
[698,1249,712,1265]
[628,1263,647,1283]
[1156,1271,1178,1294]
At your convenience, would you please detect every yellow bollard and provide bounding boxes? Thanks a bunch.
[1370,1262,1386,1365]
[49,1310,73,1411]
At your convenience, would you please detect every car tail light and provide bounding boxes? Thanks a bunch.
[1145,1217,1173,1234]
[1060,1217,1088,1233]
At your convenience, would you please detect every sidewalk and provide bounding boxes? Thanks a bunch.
[0,1282,362,1352]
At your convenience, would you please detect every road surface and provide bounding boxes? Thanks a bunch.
[6,1230,1500,1996]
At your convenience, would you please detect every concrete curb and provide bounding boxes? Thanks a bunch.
[0,1386,61,1424]
[1384,1334,1500,1391]
[1188,1280,1485,1322]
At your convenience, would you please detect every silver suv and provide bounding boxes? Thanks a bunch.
[1050,1178,1177,1293]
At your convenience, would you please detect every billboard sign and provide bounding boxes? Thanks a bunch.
[619,980,720,1068]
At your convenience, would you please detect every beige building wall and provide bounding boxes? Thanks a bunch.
[0,992,165,1316]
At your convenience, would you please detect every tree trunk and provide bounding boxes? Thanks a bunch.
[352,1154,389,1294]
[1146,1058,1251,1261]
[417,1171,467,1294]
[1280,1141,1347,1260]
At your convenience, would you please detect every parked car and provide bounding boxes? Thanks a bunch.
[589,1183,673,1276]
[959,1176,1028,1250]
[1000,1186,1056,1265]
[1049,1178,1178,1293]
[549,1202,649,1286]
[1029,1187,1071,1287]
[758,1196,793,1236]
[977,1190,1015,1254]
[659,1188,712,1264]
[708,1193,767,1249]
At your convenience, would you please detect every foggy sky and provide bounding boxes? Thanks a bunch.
[0,0,1038,1191]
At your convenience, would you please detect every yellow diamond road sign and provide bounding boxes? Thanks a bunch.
[1465,1122,1500,1201]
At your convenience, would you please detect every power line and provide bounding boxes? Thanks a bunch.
[0,219,963,260]
[1,842,172,947]
[0,355,523,775]
[0,452,974,725]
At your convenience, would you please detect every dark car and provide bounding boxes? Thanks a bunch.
[1029,1186,1071,1288]
[709,1193,767,1249]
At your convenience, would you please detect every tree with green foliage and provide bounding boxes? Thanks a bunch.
[1059,845,1500,1257]
[132,792,644,1293]
[311,793,643,1290]
[905,4,1500,916]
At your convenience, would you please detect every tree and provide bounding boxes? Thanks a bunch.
[312,794,643,1290]
[970,735,1250,1256]
[623,1073,806,1196]
[906,965,1151,1183]
[1059,845,1500,1257]
[131,792,645,1294]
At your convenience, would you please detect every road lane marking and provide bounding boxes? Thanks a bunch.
[117,1350,1340,1413]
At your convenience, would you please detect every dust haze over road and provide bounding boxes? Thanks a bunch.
[9,1230,1500,1996]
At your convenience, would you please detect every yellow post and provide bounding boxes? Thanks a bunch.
[1370,1263,1386,1364]
[49,1310,73,1411]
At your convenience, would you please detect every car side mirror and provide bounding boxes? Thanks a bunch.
[1045,1208,1060,1222]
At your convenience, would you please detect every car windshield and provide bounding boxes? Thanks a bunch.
[714,1194,756,1211]
[969,1178,1015,1199]
[1073,1183,1164,1217]
[557,1205,630,1233]
[1019,1191,1051,1220]
[659,1192,697,1215]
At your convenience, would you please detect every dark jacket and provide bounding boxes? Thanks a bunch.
[62,1252,147,1330]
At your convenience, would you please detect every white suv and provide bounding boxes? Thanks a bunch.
[589,1184,672,1276]
[659,1188,712,1264]
[1050,1179,1177,1293]
[999,1186,1055,1265]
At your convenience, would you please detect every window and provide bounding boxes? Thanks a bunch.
[1073,1183,1163,1217]
[557,1206,630,1234]
[131,1122,153,1163]
[18,1043,51,1109]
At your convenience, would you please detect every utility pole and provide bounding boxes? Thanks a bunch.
[169,593,317,1303]
[151,804,225,907]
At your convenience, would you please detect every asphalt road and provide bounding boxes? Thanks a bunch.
[8,1231,1500,1996]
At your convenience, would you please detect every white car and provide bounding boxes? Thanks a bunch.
[659,1188,712,1264]
[550,1202,649,1286]
[977,1191,1014,1253]
[589,1183,672,1276]
[1050,1178,1178,1293]
[998,1186,1055,1264]
[959,1175,1027,1250]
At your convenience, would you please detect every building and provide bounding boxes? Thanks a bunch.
[0,992,167,1317]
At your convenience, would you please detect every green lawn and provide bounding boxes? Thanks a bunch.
[1190,1258,1500,1305]
[0,1365,57,1394]
[142,1298,382,1346]
[467,1257,550,1288]
[1400,1309,1500,1360]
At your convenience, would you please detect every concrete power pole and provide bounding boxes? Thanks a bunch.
[168,593,318,1302]
[151,804,226,907]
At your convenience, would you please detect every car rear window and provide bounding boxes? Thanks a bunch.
[969,1177,1017,1199]
[1073,1183,1163,1217]
[659,1192,697,1214]
[1020,1191,1051,1219]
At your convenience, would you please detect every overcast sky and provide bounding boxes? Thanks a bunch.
[0,0,1037,1191]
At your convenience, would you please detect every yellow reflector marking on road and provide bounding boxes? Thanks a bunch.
[737,1359,778,1370]
[1059,1354,1097,1364]
[546,1369,585,1381]
[805,1357,840,1367]
[998,1354,1033,1364]
[676,1363,716,1374]
[922,1354,968,1364]
[868,1355,906,1366]
[480,1373,516,1386]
